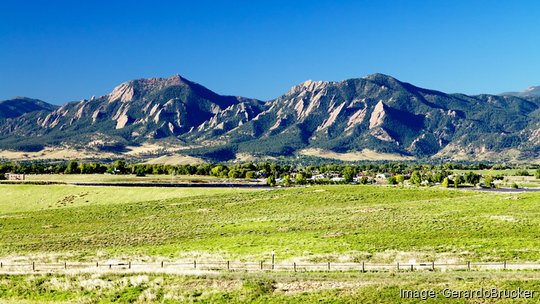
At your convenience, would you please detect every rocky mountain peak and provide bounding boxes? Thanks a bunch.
[107,75,188,103]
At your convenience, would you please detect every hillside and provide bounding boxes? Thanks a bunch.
[1,74,540,162]
[501,86,540,98]
[0,97,58,119]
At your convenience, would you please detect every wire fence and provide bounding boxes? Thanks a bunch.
[1,260,540,274]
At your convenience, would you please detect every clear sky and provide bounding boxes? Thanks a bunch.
[1,0,539,104]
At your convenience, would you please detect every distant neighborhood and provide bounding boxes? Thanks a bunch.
[2,160,538,189]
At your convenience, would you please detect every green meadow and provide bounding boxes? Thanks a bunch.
[0,184,251,214]
[2,183,540,303]
[2,184,540,262]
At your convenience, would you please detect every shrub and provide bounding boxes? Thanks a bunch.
[266,175,276,187]
[514,170,531,176]
[442,177,449,188]
[387,176,398,185]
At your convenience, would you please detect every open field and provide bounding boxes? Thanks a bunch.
[2,185,540,262]
[453,170,540,188]
[452,169,537,176]
[3,184,540,302]
[1,271,540,303]
[0,184,255,214]
[23,174,248,184]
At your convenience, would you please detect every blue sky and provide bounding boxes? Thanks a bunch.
[1,0,539,104]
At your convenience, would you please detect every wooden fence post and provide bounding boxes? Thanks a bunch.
[1,262,3,268]
[64,262,67,270]
[109,263,112,269]
[260,261,263,270]
[328,262,330,271]
[128,261,131,269]
[227,261,230,270]
[503,261,506,270]
[161,261,164,268]
[432,261,435,271]
[397,262,400,271]
[193,260,197,269]
[467,261,471,271]
[362,262,365,273]
[410,264,414,271]
[32,262,35,271]
[294,262,296,272]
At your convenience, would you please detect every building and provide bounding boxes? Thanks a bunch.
[5,173,25,181]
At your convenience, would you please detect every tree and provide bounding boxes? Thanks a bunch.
[432,172,443,183]
[387,176,398,185]
[245,171,256,179]
[295,173,307,185]
[342,166,356,183]
[267,175,276,187]
[65,161,79,174]
[409,171,421,186]
[454,175,463,188]
[442,177,450,188]
[535,169,540,179]
[395,174,405,184]
[134,166,146,176]
[283,175,291,187]
[210,165,225,177]
[115,160,126,174]
[228,169,241,178]
[464,171,480,185]
[483,174,494,188]
[514,170,530,177]
[358,176,369,185]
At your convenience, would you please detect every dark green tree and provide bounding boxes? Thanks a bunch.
[65,161,79,174]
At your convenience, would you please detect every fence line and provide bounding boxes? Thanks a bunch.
[1,260,540,273]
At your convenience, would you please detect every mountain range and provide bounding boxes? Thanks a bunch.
[1,74,540,163]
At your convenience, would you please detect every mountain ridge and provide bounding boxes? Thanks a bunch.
[1,74,540,162]
[500,86,540,98]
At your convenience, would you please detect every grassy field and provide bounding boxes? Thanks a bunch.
[23,174,251,183]
[453,169,537,176]
[2,184,540,263]
[3,184,540,302]
[0,184,254,214]
[452,170,540,188]
[1,271,540,303]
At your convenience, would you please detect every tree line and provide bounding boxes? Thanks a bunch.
[1,160,539,186]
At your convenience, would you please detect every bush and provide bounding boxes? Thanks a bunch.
[245,171,256,179]
[442,177,449,188]
[454,175,463,188]
[266,175,276,187]
[358,176,369,185]
[409,171,421,186]
[387,176,398,185]
[514,170,531,177]
[295,173,307,185]
[483,175,494,188]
